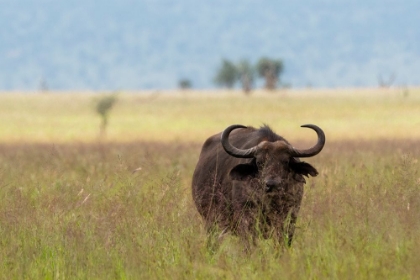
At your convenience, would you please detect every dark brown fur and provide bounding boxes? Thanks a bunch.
[192,125,319,246]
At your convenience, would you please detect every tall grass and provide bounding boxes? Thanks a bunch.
[0,139,419,279]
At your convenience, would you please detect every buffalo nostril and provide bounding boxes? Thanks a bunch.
[265,180,277,192]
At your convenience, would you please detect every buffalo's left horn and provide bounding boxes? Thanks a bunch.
[221,124,257,158]
[291,124,325,157]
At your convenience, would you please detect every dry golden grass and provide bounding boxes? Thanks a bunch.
[0,139,419,278]
[0,87,419,143]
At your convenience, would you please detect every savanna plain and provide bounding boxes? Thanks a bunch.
[0,88,419,279]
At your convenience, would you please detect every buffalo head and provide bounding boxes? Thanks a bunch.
[222,124,325,192]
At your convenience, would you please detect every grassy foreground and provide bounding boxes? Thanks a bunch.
[0,89,420,279]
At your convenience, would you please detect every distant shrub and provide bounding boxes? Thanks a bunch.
[214,57,285,93]
[179,79,192,89]
[214,59,238,89]
[95,93,117,137]
[256,57,283,90]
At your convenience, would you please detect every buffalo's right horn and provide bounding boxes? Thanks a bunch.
[221,124,257,158]
[291,124,325,157]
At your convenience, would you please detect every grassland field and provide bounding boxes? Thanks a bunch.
[0,88,419,279]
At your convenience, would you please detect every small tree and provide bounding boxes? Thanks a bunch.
[237,59,255,94]
[214,59,238,88]
[179,79,192,89]
[256,57,283,90]
[96,94,117,138]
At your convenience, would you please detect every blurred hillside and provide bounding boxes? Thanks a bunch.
[1,0,419,90]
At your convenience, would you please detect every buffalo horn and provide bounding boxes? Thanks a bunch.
[221,124,257,158]
[291,124,325,157]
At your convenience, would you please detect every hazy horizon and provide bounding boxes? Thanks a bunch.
[1,0,419,90]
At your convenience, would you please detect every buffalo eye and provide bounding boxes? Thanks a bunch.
[282,158,290,165]
[229,163,258,181]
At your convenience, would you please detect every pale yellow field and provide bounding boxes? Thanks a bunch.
[0,88,419,143]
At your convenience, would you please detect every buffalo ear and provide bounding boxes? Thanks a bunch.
[290,159,318,177]
[229,164,258,181]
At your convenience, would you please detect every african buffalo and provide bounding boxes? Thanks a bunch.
[192,124,325,247]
